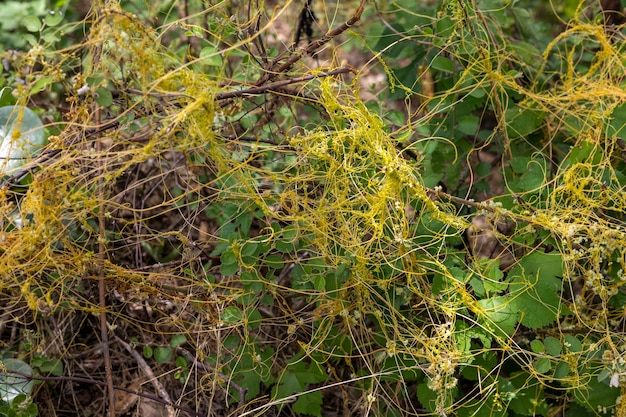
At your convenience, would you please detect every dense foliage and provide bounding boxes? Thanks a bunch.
[1,0,626,416]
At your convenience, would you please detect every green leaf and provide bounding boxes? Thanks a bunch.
[534,357,551,374]
[175,356,188,368]
[240,241,258,256]
[22,16,41,32]
[220,262,239,276]
[220,247,238,274]
[95,87,113,107]
[273,356,327,416]
[509,371,549,416]
[505,105,544,139]
[553,361,570,379]
[265,254,284,269]
[456,115,479,135]
[231,346,275,402]
[29,76,54,96]
[476,295,519,338]
[222,306,243,323]
[573,367,620,409]
[374,24,409,58]
[292,391,323,417]
[544,337,561,356]
[460,350,497,381]
[530,339,545,353]
[169,334,187,348]
[565,335,583,352]
[0,357,34,403]
[511,8,534,38]
[39,359,63,376]
[313,275,325,291]
[456,385,507,417]
[481,259,508,294]
[44,11,64,27]
[417,383,438,414]
[435,16,455,39]
[608,102,626,138]
[246,308,263,329]
[200,46,223,66]
[0,106,46,175]
[507,154,548,192]
[508,252,563,329]
[431,55,454,73]
[86,75,104,87]
[154,347,172,364]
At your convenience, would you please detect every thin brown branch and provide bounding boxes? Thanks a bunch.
[216,67,354,100]
[89,7,116,411]
[254,0,367,86]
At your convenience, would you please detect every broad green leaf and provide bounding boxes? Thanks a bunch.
[0,106,46,175]
[561,140,601,169]
[544,337,561,356]
[505,106,544,139]
[573,367,620,409]
[565,335,583,352]
[476,295,519,338]
[481,259,508,294]
[374,24,410,58]
[265,254,284,269]
[154,347,172,364]
[511,9,536,39]
[435,16,455,39]
[220,262,239,276]
[231,346,275,401]
[273,357,327,416]
[607,102,626,138]
[200,46,223,66]
[0,87,15,107]
[169,334,187,348]
[240,241,258,256]
[456,115,479,135]
[0,357,34,403]
[38,359,63,376]
[509,41,541,67]
[508,252,563,329]
[246,308,262,329]
[457,387,507,417]
[530,339,545,353]
[175,356,188,368]
[507,154,548,192]
[22,16,41,32]
[44,11,64,27]
[509,371,549,416]
[220,248,237,265]
[460,350,497,381]
[29,76,54,96]
[553,361,570,379]
[95,87,112,107]
[431,55,454,73]
[292,391,323,417]
[417,384,438,414]
[222,306,243,323]
[534,357,551,374]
